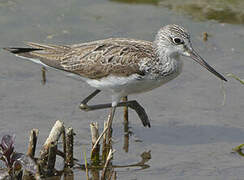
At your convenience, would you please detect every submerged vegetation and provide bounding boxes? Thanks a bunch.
[111,0,244,24]
[0,135,37,179]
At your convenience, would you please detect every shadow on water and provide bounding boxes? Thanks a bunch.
[21,149,150,180]
[111,0,244,24]
[75,150,151,176]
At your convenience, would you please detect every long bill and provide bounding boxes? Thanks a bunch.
[189,49,227,81]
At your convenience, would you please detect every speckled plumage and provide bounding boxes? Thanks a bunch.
[4,24,226,127]
[4,24,226,94]
[14,38,158,79]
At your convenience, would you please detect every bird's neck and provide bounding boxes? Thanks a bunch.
[151,41,183,78]
[154,38,178,62]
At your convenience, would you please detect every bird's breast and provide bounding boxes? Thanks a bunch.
[147,56,183,82]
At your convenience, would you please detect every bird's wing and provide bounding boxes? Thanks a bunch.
[4,38,155,79]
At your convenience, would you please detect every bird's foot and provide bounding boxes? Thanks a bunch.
[79,103,91,111]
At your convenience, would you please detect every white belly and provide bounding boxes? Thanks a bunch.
[86,72,179,97]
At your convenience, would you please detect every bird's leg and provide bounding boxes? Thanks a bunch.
[80,92,150,127]
[79,89,101,110]
[125,101,150,128]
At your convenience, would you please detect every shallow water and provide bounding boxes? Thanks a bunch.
[0,0,244,179]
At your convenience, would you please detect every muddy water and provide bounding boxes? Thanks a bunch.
[0,0,244,179]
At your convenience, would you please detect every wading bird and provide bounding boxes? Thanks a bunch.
[4,24,227,130]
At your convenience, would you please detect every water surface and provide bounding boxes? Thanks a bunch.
[0,0,244,179]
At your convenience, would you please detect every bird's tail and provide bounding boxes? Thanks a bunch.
[3,42,70,68]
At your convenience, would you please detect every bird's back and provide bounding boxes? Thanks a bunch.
[4,38,156,79]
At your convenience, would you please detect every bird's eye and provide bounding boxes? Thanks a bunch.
[173,37,184,45]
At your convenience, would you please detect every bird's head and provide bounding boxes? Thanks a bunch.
[155,24,227,81]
